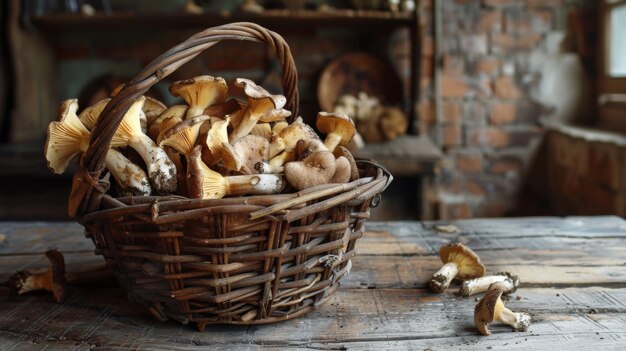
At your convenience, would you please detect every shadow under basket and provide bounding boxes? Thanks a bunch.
[70,22,391,329]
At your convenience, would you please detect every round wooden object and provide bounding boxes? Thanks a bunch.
[317,52,403,112]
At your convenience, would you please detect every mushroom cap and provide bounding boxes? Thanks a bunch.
[158,114,210,155]
[250,123,272,140]
[78,98,110,131]
[170,76,228,117]
[186,145,228,199]
[333,146,359,181]
[203,99,242,119]
[259,108,291,123]
[284,150,336,190]
[296,139,328,160]
[232,135,270,173]
[439,243,485,279]
[148,105,188,141]
[143,96,167,125]
[474,285,505,336]
[45,99,90,174]
[272,121,289,134]
[316,111,356,144]
[235,78,287,110]
[329,156,351,184]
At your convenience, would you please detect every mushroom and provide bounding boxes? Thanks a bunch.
[7,250,67,303]
[110,96,177,194]
[250,123,272,140]
[78,98,110,130]
[295,139,328,160]
[474,282,532,335]
[329,156,351,184]
[143,96,168,127]
[231,135,269,174]
[269,117,320,158]
[170,76,228,119]
[229,78,287,142]
[272,121,289,135]
[459,272,520,297]
[316,112,356,152]
[429,243,485,293]
[333,146,359,181]
[284,151,336,190]
[45,99,151,196]
[186,146,286,199]
[258,108,291,124]
[148,105,187,141]
[202,117,241,173]
[158,114,210,157]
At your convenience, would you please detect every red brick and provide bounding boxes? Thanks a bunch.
[441,76,469,98]
[494,76,523,99]
[504,9,553,33]
[489,155,523,174]
[463,100,487,123]
[469,127,510,148]
[526,0,563,7]
[459,34,488,55]
[422,35,434,57]
[442,55,465,76]
[476,10,502,32]
[489,102,516,124]
[457,153,483,173]
[491,33,543,53]
[478,201,508,217]
[442,101,462,122]
[475,58,501,75]
[443,123,463,146]
[421,58,434,76]
[418,101,436,124]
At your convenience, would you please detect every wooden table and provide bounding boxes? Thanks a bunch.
[1,216,626,350]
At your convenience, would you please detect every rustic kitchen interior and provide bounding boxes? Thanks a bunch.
[1,0,626,349]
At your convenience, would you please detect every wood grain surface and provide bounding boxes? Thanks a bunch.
[1,216,625,350]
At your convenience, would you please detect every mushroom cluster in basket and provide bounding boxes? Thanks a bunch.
[44,76,359,199]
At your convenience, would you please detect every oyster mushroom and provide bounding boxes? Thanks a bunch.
[45,99,151,196]
[474,282,532,335]
[202,117,241,173]
[111,96,177,194]
[284,150,336,190]
[229,78,287,142]
[316,112,356,152]
[78,98,110,130]
[333,146,359,181]
[170,75,228,119]
[186,146,286,199]
[250,123,272,140]
[148,105,187,141]
[295,139,328,160]
[459,272,520,297]
[329,156,351,184]
[269,117,320,158]
[272,121,289,135]
[429,243,485,293]
[231,135,269,174]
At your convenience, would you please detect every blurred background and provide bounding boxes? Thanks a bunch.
[0,0,622,221]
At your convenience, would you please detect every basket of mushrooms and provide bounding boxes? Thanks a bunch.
[44,23,391,328]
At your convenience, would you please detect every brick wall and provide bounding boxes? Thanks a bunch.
[418,0,593,219]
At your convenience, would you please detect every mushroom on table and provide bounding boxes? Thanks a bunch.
[429,243,485,293]
[459,272,520,297]
[474,282,532,335]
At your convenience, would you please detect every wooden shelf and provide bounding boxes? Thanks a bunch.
[30,10,415,32]
[355,135,441,177]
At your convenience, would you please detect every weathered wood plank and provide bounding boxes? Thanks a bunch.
[2,247,626,289]
[1,287,626,349]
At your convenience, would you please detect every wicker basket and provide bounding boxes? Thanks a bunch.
[70,22,392,329]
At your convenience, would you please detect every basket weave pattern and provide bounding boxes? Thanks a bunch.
[72,23,390,328]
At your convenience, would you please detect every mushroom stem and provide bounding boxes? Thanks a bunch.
[255,161,284,174]
[429,262,458,293]
[495,299,532,331]
[459,273,519,297]
[7,250,67,302]
[105,149,151,196]
[226,174,286,196]
[130,133,177,194]
[323,133,343,152]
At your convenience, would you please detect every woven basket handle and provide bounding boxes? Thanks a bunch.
[68,22,299,217]
[83,22,299,174]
